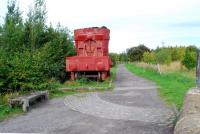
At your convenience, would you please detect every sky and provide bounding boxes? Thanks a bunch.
[1,0,200,53]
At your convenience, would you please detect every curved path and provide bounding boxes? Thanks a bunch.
[0,64,174,134]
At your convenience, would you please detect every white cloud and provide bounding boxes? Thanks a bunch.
[1,0,200,52]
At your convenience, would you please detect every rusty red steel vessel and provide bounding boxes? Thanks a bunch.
[66,27,112,81]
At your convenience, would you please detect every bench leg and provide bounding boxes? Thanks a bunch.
[45,94,48,100]
[22,99,29,112]
[9,103,13,108]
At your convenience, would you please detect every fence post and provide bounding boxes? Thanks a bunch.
[196,52,200,88]
[157,64,161,74]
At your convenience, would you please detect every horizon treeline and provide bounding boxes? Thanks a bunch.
[110,44,199,70]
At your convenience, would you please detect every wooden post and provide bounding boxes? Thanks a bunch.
[157,64,161,74]
[196,52,200,88]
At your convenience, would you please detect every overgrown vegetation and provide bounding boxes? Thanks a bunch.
[0,64,117,121]
[62,66,117,89]
[125,64,195,110]
[0,0,118,121]
[0,0,75,94]
[49,65,117,98]
[0,0,75,121]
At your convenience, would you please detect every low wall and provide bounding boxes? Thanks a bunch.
[174,88,200,134]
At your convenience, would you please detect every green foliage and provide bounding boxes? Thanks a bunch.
[142,51,156,64]
[0,104,22,122]
[24,0,47,49]
[155,49,172,65]
[0,93,22,121]
[1,0,24,51]
[125,64,195,110]
[0,49,50,92]
[182,46,198,70]
[119,52,128,63]
[171,48,184,61]
[109,52,128,65]
[0,49,10,93]
[0,0,75,93]
[127,44,150,62]
[109,53,119,65]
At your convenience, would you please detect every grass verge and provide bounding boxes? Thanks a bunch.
[125,63,195,110]
[0,105,22,122]
[0,66,117,121]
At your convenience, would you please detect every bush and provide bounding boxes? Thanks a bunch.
[127,44,150,62]
[182,47,197,70]
[0,50,48,92]
[0,0,75,93]
[155,49,172,65]
[143,52,156,64]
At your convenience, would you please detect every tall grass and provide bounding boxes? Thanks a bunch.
[0,92,22,122]
[61,66,117,89]
[135,61,195,79]
[125,63,195,110]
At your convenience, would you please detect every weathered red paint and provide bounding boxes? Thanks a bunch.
[66,27,112,81]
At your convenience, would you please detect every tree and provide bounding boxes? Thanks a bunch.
[109,53,119,66]
[155,49,172,65]
[127,44,150,62]
[182,46,198,70]
[0,0,76,93]
[171,47,185,61]
[143,51,155,64]
[1,0,24,52]
[24,0,47,50]
[119,52,128,63]
[0,26,3,45]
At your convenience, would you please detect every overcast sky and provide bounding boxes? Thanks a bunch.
[1,0,200,53]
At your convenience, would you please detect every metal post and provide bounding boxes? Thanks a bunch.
[196,52,200,88]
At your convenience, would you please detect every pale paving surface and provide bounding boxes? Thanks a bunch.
[64,92,172,123]
[0,64,174,134]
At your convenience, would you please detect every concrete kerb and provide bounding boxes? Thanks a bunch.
[174,87,200,134]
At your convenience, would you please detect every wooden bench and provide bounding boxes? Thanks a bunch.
[9,90,49,112]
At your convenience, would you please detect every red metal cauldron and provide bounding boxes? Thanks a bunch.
[66,27,112,81]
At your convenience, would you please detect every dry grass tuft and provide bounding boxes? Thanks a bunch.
[1,92,19,104]
[135,61,195,79]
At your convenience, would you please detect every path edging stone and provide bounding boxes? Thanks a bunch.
[174,88,200,134]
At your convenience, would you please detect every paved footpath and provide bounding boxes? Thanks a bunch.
[0,64,174,134]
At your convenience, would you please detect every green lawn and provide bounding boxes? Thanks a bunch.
[125,63,195,110]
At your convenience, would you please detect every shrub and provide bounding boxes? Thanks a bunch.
[182,47,197,70]
[127,44,150,62]
[143,52,156,64]
[155,49,172,65]
[0,0,75,93]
